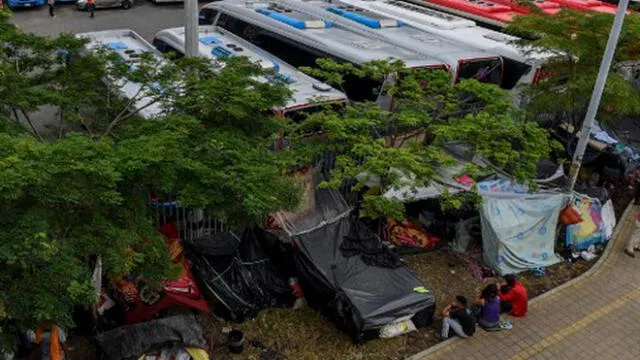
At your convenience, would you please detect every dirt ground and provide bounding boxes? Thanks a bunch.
[64,241,599,360]
[200,246,596,360]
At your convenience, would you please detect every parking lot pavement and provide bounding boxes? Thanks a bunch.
[9,0,195,134]
[10,0,191,40]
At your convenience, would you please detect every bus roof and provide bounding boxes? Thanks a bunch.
[154,26,346,110]
[203,0,446,68]
[75,29,167,120]
[334,0,551,64]
[401,0,632,27]
[278,0,501,68]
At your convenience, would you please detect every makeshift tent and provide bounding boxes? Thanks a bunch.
[293,216,436,341]
[273,167,351,237]
[598,117,640,160]
[273,173,436,341]
[184,228,295,321]
[381,144,565,203]
[480,189,568,275]
[566,195,607,250]
[95,314,208,360]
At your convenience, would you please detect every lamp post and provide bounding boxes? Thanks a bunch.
[185,0,199,57]
[566,0,631,192]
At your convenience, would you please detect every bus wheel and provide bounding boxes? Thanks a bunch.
[122,0,132,9]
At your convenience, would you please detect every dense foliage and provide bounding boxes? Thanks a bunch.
[0,7,564,349]
[508,9,640,152]
[0,10,300,346]
[297,59,555,218]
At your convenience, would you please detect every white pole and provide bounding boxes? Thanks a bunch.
[567,0,630,192]
[185,0,199,57]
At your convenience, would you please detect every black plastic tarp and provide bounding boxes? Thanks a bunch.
[184,227,295,321]
[95,314,206,360]
[601,116,640,151]
[293,215,436,342]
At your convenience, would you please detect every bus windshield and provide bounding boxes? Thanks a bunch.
[456,58,503,85]
[282,100,345,123]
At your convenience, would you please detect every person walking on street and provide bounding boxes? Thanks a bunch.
[87,0,95,18]
[47,0,55,17]
[625,209,640,257]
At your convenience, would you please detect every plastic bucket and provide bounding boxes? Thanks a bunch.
[228,329,245,354]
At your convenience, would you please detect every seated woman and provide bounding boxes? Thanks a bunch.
[475,284,501,329]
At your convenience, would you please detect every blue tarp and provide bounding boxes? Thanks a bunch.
[481,193,567,275]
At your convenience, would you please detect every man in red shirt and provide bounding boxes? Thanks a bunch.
[499,274,528,317]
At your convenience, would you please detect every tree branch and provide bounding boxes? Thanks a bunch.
[105,98,160,136]
[104,86,148,135]
[19,109,44,142]
[58,110,65,140]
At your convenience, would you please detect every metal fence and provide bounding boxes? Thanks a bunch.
[147,150,362,241]
[149,199,227,242]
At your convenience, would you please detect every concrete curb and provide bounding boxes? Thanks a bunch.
[530,200,634,304]
[406,201,635,360]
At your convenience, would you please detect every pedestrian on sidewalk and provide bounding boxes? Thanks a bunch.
[47,0,55,17]
[499,274,528,318]
[436,296,476,341]
[625,209,640,257]
[87,0,95,18]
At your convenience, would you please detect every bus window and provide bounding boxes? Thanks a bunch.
[199,9,218,25]
[283,101,345,123]
[501,58,532,90]
[214,12,388,102]
[216,12,325,69]
[456,58,503,86]
[152,38,185,60]
[343,73,383,102]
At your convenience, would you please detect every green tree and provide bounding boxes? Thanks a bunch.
[295,59,555,219]
[0,11,301,348]
[507,10,640,154]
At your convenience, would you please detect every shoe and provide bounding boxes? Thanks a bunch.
[625,249,635,258]
[434,333,448,342]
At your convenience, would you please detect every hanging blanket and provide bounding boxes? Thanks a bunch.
[566,196,606,250]
[385,219,442,253]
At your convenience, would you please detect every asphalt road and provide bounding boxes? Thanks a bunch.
[10,0,191,40]
[9,1,197,135]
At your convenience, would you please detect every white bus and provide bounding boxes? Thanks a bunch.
[198,0,448,101]
[274,0,506,88]
[333,0,551,88]
[76,29,169,120]
[152,25,347,121]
